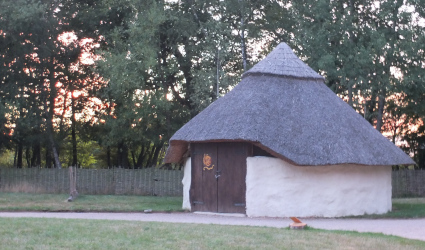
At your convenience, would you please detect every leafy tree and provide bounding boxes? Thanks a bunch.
[0,0,54,168]
[93,0,284,167]
[287,0,425,132]
[2,0,424,169]
[0,0,100,168]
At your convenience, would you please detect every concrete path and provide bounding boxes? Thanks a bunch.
[0,212,424,242]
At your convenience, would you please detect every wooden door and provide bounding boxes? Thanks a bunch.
[190,143,218,212]
[217,142,250,213]
[190,142,251,213]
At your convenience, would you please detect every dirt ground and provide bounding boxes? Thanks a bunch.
[0,212,424,241]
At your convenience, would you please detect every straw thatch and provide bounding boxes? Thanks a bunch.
[164,43,415,166]
[243,43,324,80]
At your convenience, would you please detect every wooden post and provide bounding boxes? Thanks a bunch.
[68,166,79,202]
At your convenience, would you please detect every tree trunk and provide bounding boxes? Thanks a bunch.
[240,15,247,71]
[48,129,62,169]
[45,62,61,169]
[45,145,52,168]
[376,92,386,132]
[45,104,61,169]
[35,142,41,167]
[364,93,377,125]
[71,91,78,167]
[117,142,129,168]
[116,144,121,167]
[135,144,146,169]
[16,142,23,168]
[107,146,111,168]
[131,150,137,168]
[145,145,155,168]
[392,129,397,144]
[13,145,17,168]
[31,143,40,167]
[150,142,164,168]
[25,147,31,167]
[45,105,61,169]
[347,82,353,107]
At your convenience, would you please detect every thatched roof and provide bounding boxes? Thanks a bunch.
[243,43,324,80]
[164,43,415,166]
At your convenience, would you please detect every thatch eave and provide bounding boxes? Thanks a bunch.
[165,138,414,167]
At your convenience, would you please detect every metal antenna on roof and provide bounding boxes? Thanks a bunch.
[216,48,220,99]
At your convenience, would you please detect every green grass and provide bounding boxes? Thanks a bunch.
[0,194,424,248]
[0,217,423,250]
[1,193,425,218]
[349,198,425,219]
[0,193,182,212]
[385,198,425,218]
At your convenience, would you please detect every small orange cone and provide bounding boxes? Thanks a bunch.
[289,217,307,229]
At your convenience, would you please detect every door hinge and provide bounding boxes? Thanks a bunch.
[193,201,204,205]
[234,203,245,207]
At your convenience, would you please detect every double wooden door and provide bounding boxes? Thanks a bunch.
[190,142,251,213]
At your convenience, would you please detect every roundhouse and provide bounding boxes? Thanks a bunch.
[164,43,415,217]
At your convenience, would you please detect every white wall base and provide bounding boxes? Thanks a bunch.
[246,156,392,218]
[182,157,191,210]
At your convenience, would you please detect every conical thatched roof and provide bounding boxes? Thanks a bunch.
[243,43,324,80]
[164,43,414,166]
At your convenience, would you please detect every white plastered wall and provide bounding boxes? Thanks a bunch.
[182,157,191,210]
[246,156,392,218]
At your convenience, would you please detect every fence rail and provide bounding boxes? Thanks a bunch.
[1,168,424,198]
[392,170,425,198]
[0,168,183,196]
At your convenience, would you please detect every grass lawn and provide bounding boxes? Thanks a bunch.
[0,217,424,250]
[1,193,425,218]
[0,193,424,248]
[0,193,182,212]
[383,198,425,218]
[352,198,425,219]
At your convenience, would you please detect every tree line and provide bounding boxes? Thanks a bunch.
[1,0,424,169]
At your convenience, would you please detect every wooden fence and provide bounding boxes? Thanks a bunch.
[1,168,424,198]
[0,168,183,196]
[392,170,425,198]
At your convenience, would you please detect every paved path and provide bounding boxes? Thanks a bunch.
[1,212,424,241]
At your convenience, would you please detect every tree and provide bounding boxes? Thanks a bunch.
[93,0,287,167]
[2,0,423,168]
[286,0,425,133]
[0,0,100,168]
[0,0,56,168]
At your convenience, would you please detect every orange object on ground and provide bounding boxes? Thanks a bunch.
[289,217,307,229]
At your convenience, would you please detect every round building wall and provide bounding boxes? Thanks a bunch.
[182,157,191,211]
[246,156,392,218]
